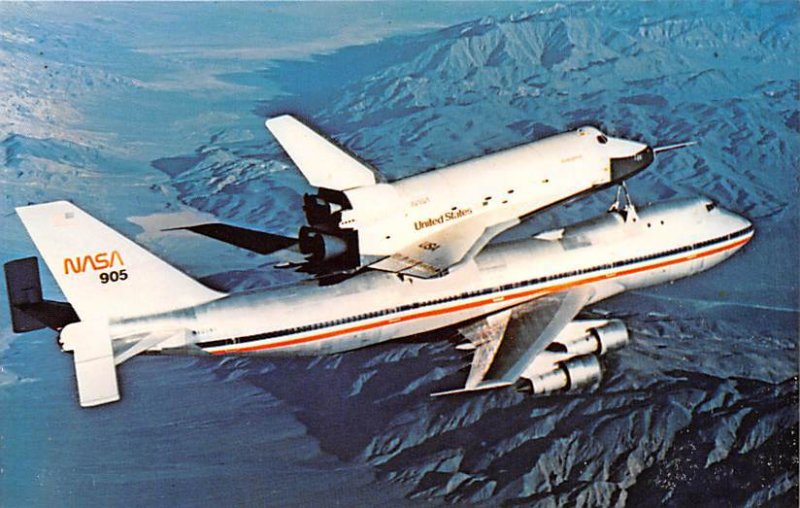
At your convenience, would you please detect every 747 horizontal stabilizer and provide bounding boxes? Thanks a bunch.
[165,223,298,256]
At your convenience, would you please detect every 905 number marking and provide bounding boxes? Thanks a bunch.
[100,269,128,284]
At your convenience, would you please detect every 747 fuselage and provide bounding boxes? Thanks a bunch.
[111,198,751,360]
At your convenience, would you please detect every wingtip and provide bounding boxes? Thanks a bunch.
[15,200,77,221]
[430,381,513,398]
[265,114,296,130]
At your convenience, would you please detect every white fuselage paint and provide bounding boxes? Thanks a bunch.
[338,127,648,262]
[109,198,752,359]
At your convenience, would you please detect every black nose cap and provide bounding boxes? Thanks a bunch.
[610,146,654,182]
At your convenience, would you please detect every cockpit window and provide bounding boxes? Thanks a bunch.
[597,134,608,144]
[705,201,717,212]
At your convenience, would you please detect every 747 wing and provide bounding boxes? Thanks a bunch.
[433,286,630,397]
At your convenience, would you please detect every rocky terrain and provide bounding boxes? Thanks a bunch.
[1,3,796,506]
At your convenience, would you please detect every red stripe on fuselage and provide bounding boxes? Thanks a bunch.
[208,233,752,355]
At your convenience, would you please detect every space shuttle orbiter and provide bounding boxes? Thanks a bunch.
[178,115,662,279]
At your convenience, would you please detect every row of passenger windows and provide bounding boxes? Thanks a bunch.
[201,226,751,349]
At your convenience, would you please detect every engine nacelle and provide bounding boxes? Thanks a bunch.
[551,319,630,356]
[514,354,602,395]
[562,354,603,389]
[590,319,629,355]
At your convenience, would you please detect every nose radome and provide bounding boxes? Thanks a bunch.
[707,200,754,239]
[721,207,753,233]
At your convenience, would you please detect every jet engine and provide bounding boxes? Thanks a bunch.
[514,319,630,396]
[514,354,602,395]
[590,319,629,354]
[551,319,630,356]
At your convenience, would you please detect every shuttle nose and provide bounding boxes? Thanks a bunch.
[610,145,654,183]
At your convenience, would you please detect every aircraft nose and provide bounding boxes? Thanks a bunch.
[610,145,654,183]
[710,201,753,240]
[723,208,753,233]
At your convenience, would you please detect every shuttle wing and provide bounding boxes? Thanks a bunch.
[369,216,520,279]
[433,287,593,396]
[169,214,519,280]
[266,115,378,191]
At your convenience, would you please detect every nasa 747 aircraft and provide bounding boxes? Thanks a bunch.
[175,115,669,278]
[6,192,752,407]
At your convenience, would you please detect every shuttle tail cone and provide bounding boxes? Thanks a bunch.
[4,257,78,333]
[299,226,349,262]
